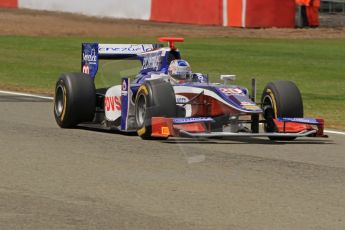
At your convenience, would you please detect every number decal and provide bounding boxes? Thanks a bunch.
[219,87,243,95]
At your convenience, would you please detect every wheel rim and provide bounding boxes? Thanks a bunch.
[262,95,276,132]
[136,94,147,127]
[262,95,274,115]
[55,85,65,117]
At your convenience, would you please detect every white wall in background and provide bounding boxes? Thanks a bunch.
[18,0,152,20]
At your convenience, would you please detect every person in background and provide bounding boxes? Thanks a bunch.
[296,0,320,27]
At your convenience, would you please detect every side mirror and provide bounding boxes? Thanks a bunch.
[220,75,236,85]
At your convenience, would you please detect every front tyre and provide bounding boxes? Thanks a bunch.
[135,79,177,140]
[54,72,96,128]
[261,80,303,140]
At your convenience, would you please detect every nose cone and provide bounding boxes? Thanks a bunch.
[216,86,262,113]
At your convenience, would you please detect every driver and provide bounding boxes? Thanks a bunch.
[168,60,192,84]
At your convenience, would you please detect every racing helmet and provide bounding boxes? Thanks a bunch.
[168,60,192,84]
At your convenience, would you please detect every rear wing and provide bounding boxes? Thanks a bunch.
[81,43,162,79]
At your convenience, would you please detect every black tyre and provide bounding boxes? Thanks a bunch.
[261,80,303,140]
[54,72,96,128]
[135,79,177,140]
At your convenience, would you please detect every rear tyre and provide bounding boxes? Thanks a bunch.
[135,79,177,140]
[261,80,303,141]
[54,72,96,128]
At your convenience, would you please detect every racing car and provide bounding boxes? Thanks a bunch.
[54,37,327,140]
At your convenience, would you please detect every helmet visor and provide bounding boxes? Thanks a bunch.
[171,71,192,80]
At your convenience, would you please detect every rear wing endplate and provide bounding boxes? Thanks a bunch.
[81,43,162,79]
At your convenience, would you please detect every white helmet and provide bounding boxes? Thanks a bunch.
[168,60,192,84]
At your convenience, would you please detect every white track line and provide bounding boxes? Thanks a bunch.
[324,130,345,135]
[0,90,53,100]
[1,90,345,135]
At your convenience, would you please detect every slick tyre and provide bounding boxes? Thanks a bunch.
[54,72,96,128]
[135,79,177,140]
[261,80,303,141]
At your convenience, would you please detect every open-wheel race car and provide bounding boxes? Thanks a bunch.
[54,37,327,140]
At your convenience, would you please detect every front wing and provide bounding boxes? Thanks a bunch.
[151,117,327,139]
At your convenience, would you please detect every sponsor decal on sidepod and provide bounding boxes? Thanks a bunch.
[104,96,121,111]
[104,85,122,121]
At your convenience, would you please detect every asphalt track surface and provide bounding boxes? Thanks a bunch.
[1,92,345,230]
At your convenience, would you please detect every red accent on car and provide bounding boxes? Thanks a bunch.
[151,117,174,138]
[176,93,241,117]
[273,119,311,133]
[151,117,208,138]
[273,118,327,137]
[315,118,327,137]
[158,37,184,49]
[174,123,207,133]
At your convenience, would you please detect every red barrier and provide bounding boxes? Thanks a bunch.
[228,0,295,28]
[228,0,243,27]
[150,0,223,25]
[0,0,18,8]
[245,0,295,28]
